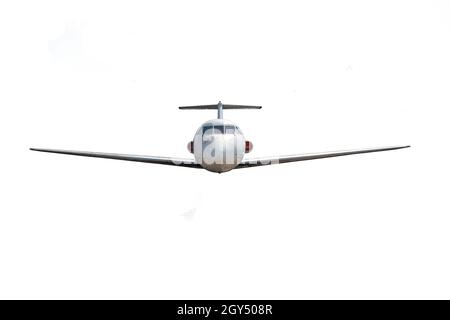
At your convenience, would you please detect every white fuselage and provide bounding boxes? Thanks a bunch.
[193,119,245,173]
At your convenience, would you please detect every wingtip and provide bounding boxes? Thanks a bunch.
[390,145,410,150]
[30,148,49,152]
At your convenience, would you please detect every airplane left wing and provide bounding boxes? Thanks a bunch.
[30,148,201,168]
[237,145,410,169]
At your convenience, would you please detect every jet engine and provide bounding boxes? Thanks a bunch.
[187,141,194,153]
[245,141,253,153]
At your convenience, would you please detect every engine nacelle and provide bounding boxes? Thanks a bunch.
[245,141,253,153]
[187,141,194,153]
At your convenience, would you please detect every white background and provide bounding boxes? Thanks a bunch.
[1,0,449,299]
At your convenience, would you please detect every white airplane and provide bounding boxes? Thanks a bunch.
[30,102,410,173]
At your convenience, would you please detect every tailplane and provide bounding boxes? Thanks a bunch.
[179,101,261,119]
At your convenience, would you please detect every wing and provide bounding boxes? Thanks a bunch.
[237,145,410,169]
[30,148,201,168]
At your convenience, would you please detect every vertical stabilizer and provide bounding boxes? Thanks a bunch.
[217,101,223,119]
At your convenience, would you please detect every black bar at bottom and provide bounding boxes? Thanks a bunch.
[0,300,447,319]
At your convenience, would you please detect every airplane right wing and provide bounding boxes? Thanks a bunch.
[30,148,202,168]
[237,145,410,168]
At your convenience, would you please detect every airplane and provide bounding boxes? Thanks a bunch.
[30,101,410,173]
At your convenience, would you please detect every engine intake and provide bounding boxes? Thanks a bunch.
[245,141,253,153]
[187,141,194,153]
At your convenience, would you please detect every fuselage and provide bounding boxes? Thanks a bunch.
[191,119,246,173]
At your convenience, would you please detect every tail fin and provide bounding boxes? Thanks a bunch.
[179,101,261,119]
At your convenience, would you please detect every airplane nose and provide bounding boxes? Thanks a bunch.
[193,121,246,173]
[199,134,240,172]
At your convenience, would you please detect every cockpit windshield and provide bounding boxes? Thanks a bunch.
[203,124,236,135]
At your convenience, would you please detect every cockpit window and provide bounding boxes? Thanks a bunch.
[213,125,224,134]
[224,125,235,134]
[203,124,235,134]
[203,125,213,134]
[213,125,235,134]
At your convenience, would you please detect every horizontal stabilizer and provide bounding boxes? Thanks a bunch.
[179,104,261,110]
